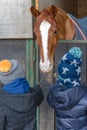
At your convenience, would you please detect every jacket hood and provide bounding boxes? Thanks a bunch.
[47,83,87,109]
[0,78,37,112]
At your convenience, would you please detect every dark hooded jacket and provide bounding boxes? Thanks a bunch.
[47,82,87,130]
[0,78,44,130]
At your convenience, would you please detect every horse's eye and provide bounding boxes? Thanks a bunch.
[54,30,57,34]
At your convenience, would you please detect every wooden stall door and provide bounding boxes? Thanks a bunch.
[39,43,87,130]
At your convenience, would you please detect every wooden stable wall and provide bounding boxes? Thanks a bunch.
[40,43,87,130]
[38,0,87,17]
[38,0,78,16]
[78,0,87,17]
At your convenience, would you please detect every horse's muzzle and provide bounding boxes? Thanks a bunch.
[39,60,53,73]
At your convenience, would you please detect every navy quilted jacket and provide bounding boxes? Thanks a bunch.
[47,83,87,130]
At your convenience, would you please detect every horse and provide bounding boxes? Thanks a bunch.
[30,5,87,73]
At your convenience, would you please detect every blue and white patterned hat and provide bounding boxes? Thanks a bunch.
[57,47,82,88]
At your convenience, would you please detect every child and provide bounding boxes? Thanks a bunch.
[47,47,87,130]
[0,59,44,130]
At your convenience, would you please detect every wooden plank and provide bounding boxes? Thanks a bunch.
[0,0,33,39]
[78,0,87,18]
[40,71,54,130]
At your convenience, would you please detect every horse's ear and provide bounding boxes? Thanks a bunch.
[65,18,75,40]
[50,5,57,17]
[30,6,40,17]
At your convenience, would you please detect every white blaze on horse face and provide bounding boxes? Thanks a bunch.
[39,20,52,72]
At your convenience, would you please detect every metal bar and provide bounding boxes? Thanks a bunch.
[32,0,40,129]
[34,41,39,84]
[26,39,35,87]
[26,39,40,130]
[35,41,40,130]
[32,0,35,6]
[58,40,87,44]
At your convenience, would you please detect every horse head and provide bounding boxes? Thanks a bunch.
[30,5,75,72]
